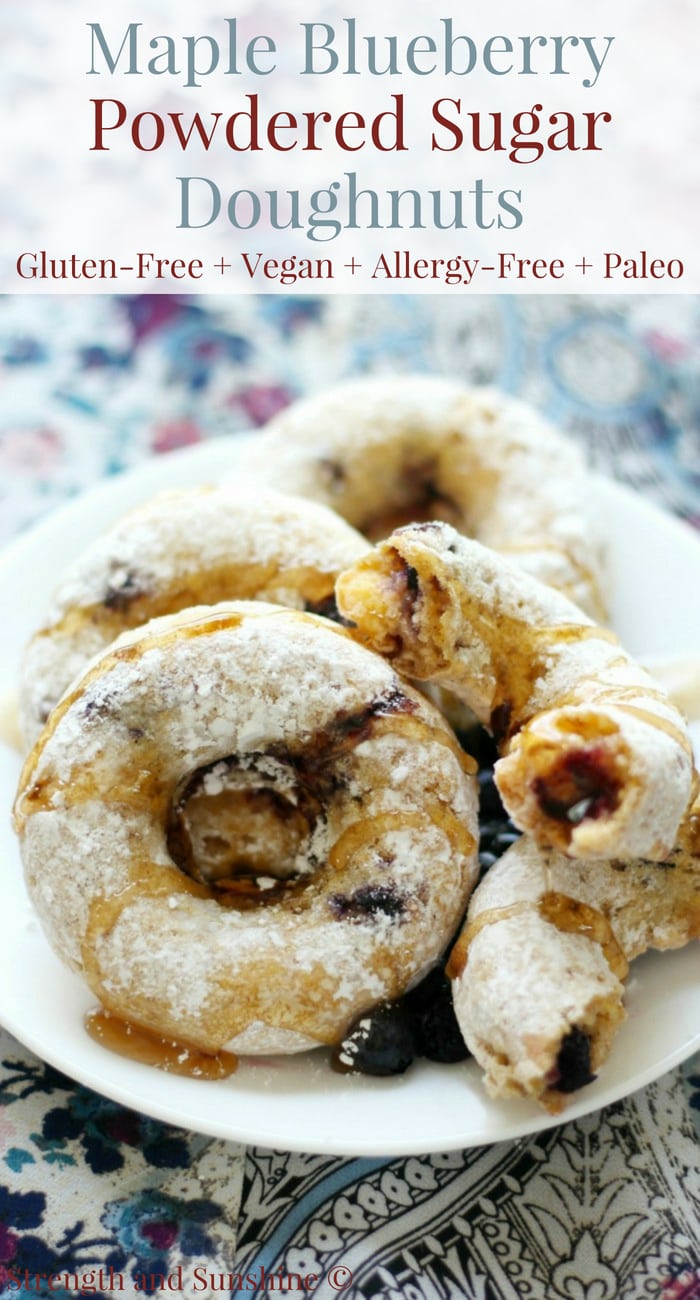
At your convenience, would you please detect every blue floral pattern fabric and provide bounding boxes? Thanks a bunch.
[0,1051,243,1297]
[0,294,698,1298]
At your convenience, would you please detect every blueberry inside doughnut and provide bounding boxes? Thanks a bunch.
[553,1028,595,1093]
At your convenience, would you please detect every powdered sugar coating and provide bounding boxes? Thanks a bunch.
[336,522,696,860]
[236,377,604,617]
[18,485,368,746]
[452,906,624,1109]
[451,820,700,1108]
[15,602,478,1055]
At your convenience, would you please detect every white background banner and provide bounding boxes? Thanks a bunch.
[1,0,698,293]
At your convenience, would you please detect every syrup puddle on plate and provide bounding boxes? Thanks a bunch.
[85,1008,238,1079]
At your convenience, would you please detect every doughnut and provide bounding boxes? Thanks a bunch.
[236,376,605,618]
[448,808,700,1110]
[336,522,695,860]
[18,485,369,746]
[13,601,479,1058]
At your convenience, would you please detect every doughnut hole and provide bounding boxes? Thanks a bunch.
[367,505,445,539]
[167,757,321,900]
[363,470,461,541]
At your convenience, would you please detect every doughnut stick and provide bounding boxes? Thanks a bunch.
[336,522,695,860]
[18,485,369,746]
[448,812,700,1111]
[237,377,605,618]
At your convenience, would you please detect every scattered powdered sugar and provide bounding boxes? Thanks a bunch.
[224,1023,320,1054]
[200,762,231,797]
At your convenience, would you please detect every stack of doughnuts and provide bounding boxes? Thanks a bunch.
[13,377,699,1110]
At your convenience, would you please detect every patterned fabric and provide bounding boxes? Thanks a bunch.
[0,1054,243,1296]
[0,294,699,1298]
[237,1069,700,1299]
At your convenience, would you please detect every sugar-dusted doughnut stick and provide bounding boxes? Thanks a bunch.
[448,811,700,1111]
[18,486,369,747]
[236,377,605,618]
[336,522,696,860]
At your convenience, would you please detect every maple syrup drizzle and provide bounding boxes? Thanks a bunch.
[85,1009,238,1079]
[684,805,700,856]
[446,892,628,982]
[606,705,692,753]
[366,542,691,765]
[497,538,601,592]
[538,891,628,980]
[364,545,623,730]
[13,607,240,823]
[446,901,530,979]
[426,800,478,857]
[373,711,478,775]
[328,802,475,875]
[556,672,693,752]
[16,744,169,827]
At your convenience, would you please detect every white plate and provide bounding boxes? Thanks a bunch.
[0,439,699,1156]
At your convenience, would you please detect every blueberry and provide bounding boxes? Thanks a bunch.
[554,1027,596,1093]
[328,883,407,921]
[404,967,469,1064]
[331,1002,416,1076]
[478,851,499,872]
[478,816,521,874]
[489,826,521,854]
[455,725,499,769]
[103,568,145,611]
[478,769,507,820]
[304,593,342,623]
